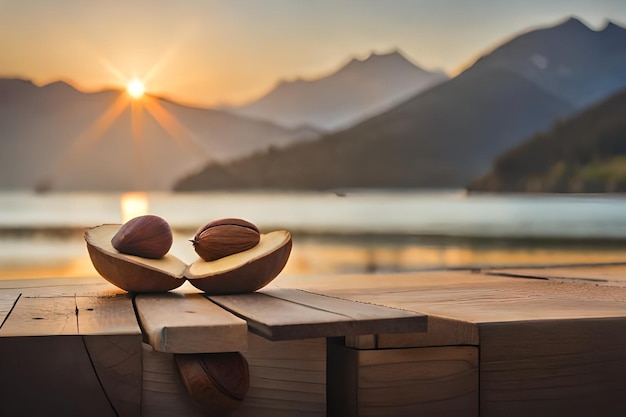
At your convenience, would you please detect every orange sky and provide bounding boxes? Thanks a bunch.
[0,1,624,107]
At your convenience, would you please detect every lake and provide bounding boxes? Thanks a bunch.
[2,190,626,279]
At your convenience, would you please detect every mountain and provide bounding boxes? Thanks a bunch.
[176,17,626,192]
[0,78,319,191]
[468,87,626,193]
[175,67,572,191]
[225,50,448,131]
[468,17,626,109]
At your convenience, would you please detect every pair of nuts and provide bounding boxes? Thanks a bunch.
[111,215,261,261]
[86,214,292,294]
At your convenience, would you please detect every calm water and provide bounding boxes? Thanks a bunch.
[2,190,626,279]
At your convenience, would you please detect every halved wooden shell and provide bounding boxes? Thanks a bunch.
[186,230,292,294]
[175,352,249,415]
[85,224,186,293]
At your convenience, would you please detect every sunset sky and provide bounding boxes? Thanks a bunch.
[1,0,624,107]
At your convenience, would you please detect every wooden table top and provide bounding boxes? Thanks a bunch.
[2,264,626,351]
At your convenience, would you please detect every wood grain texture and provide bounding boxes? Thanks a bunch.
[376,315,479,348]
[0,336,117,417]
[276,271,626,324]
[487,263,626,286]
[209,288,426,341]
[76,295,140,335]
[0,295,78,336]
[231,333,326,417]
[480,317,626,417]
[328,344,478,417]
[141,333,326,417]
[135,292,248,353]
[142,343,206,417]
[0,277,123,297]
[84,335,143,417]
[0,292,19,327]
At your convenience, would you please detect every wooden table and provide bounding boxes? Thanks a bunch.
[2,264,626,416]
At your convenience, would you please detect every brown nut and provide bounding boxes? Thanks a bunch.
[175,352,249,415]
[191,218,260,261]
[111,214,173,259]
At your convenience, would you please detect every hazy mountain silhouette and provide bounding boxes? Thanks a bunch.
[176,68,572,190]
[468,17,626,109]
[180,18,626,191]
[0,78,319,191]
[468,87,626,193]
[225,50,448,131]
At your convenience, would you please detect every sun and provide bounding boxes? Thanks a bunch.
[126,78,145,99]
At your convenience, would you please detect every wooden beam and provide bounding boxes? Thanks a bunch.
[0,292,19,327]
[0,277,122,296]
[486,263,626,286]
[84,335,143,417]
[0,295,78,336]
[480,317,626,417]
[328,343,478,417]
[0,292,143,416]
[141,333,326,417]
[135,292,248,353]
[231,333,326,416]
[0,336,117,417]
[209,288,426,341]
[76,295,140,335]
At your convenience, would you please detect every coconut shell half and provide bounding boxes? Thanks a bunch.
[85,224,186,293]
[175,352,249,415]
[186,230,292,294]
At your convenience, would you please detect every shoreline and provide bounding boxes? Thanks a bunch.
[4,225,626,246]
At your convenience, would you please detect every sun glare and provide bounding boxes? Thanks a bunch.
[120,192,149,222]
[126,78,145,99]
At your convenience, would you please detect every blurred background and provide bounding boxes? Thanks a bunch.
[1,1,626,280]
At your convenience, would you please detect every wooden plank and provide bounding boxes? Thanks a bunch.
[487,263,626,286]
[328,343,478,417]
[0,277,123,297]
[209,288,426,341]
[84,335,143,417]
[0,336,117,417]
[480,317,626,417]
[0,295,78,336]
[328,338,358,417]
[0,276,106,289]
[232,333,326,417]
[135,292,248,353]
[276,271,626,325]
[0,292,20,327]
[141,333,326,417]
[377,316,479,348]
[141,343,205,417]
[76,295,140,336]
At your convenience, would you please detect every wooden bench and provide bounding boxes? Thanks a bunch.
[2,264,626,416]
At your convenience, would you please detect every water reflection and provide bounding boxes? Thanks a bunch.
[2,231,625,280]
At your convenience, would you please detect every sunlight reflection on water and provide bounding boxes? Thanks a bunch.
[2,232,626,280]
[2,190,626,279]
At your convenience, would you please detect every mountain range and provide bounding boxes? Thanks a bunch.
[0,79,317,191]
[468,87,626,193]
[177,17,626,191]
[3,17,626,193]
[225,51,448,131]
[468,18,626,109]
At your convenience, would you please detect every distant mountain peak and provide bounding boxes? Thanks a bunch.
[40,80,79,93]
[362,49,402,61]
[561,16,587,26]
[602,20,626,33]
[345,49,410,67]
[228,48,448,130]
